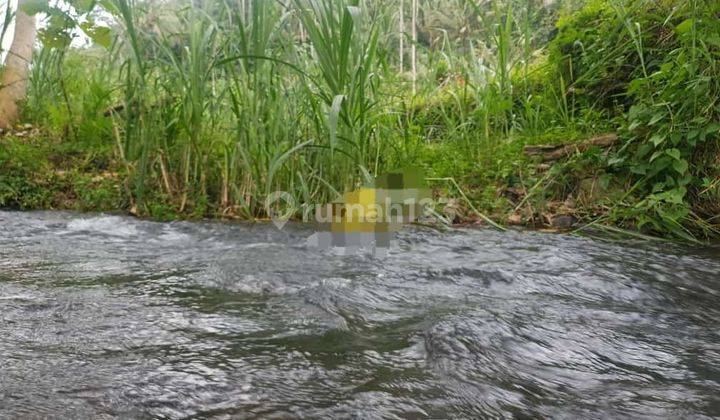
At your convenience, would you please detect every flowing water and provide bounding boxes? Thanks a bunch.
[1,210,719,418]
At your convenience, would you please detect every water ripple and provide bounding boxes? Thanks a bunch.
[1,210,719,418]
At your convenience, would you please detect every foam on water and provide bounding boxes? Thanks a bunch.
[64,215,140,238]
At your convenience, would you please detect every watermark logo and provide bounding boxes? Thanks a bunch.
[264,191,296,230]
[264,168,435,256]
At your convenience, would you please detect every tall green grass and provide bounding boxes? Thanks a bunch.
[93,0,387,216]
[19,0,720,240]
[19,0,592,217]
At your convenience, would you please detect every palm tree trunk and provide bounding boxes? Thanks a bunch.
[0,0,37,129]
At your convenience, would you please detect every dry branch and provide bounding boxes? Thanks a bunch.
[523,133,619,162]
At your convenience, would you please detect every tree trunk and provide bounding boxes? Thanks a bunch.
[399,0,404,73]
[411,0,417,94]
[0,0,37,129]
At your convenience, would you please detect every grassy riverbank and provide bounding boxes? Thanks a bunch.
[1,0,719,240]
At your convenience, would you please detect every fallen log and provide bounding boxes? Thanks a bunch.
[523,133,619,162]
[103,103,126,117]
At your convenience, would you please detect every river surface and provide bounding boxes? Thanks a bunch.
[1,210,719,418]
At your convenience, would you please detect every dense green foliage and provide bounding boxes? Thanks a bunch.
[547,0,720,239]
[1,0,718,240]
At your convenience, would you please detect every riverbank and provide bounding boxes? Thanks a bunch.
[2,124,715,242]
[0,124,600,224]
[2,0,718,241]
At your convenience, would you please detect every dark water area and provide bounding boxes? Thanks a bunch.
[1,210,719,418]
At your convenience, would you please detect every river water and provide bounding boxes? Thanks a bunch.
[1,210,719,418]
